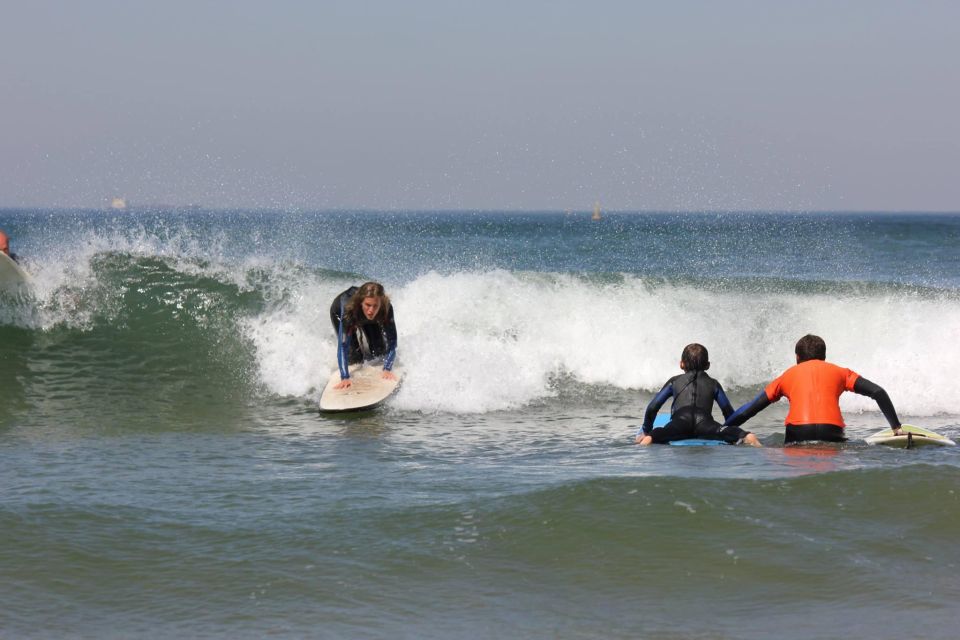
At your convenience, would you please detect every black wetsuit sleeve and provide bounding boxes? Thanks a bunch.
[724,390,771,427]
[330,287,358,333]
[853,377,901,429]
[715,383,735,420]
[640,382,674,435]
[382,305,398,371]
[329,297,342,333]
[328,287,360,380]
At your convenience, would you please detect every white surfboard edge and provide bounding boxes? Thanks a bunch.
[0,252,32,294]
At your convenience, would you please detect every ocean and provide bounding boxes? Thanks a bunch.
[1,209,959,639]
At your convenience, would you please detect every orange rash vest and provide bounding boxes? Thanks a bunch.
[765,360,860,427]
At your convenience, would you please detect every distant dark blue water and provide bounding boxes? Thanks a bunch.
[2,208,959,638]
[5,209,960,285]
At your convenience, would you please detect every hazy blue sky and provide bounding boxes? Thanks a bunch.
[2,1,958,211]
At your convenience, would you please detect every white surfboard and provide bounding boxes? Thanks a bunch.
[319,364,402,412]
[0,252,31,294]
[865,423,956,448]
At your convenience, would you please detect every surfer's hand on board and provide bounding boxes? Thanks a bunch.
[381,370,397,381]
[334,379,353,390]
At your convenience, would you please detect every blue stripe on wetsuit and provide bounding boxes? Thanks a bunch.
[715,386,735,419]
[337,296,351,379]
[638,384,674,437]
[382,336,397,371]
[377,304,398,372]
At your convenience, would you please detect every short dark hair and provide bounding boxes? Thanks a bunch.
[680,343,710,371]
[795,334,826,362]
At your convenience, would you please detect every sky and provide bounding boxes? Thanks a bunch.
[1,1,958,212]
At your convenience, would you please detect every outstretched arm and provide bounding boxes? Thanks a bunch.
[334,298,353,388]
[638,383,673,438]
[854,377,901,431]
[382,311,398,373]
[715,384,736,420]
[724,391,771,427]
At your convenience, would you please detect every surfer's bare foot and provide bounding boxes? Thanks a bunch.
[742,433,762,447]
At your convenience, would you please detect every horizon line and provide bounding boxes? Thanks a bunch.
[2,205,960,216]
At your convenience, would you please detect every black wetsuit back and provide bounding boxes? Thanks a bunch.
[645,370,748,444]
[671,370,720,417]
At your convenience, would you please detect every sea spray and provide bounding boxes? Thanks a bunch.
[248,269,960,415]
[4,210,960,418]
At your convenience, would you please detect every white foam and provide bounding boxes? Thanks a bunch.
[10,225,955,417]
[246,270,960,416]
[7,220,956,418]
[1,222,242,330]
[242,278,348,399]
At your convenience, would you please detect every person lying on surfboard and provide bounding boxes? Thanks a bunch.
[724,334,902,443]
[329,281,398,390]
[636,343,761,446]
[0,230,20,262]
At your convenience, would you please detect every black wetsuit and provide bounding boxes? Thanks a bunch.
[640,370,750,444]
[329,287,397,379]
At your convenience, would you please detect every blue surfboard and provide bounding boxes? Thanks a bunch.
[668,438,729,446]
[650,413,731,446]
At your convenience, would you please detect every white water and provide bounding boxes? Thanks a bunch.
[4,220,956,418]
[247,269,960,417]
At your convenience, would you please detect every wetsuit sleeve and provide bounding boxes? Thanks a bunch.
[724,390,771,427]
[382,305,397,371]
[639,382,674,436]
[336,296,351,380]
[715,383,735,420]
[329,295,342,333]
[853,376,901,429]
